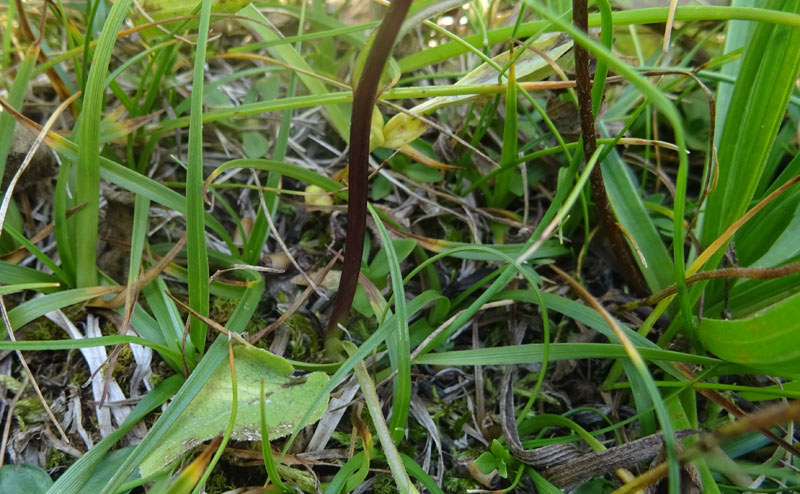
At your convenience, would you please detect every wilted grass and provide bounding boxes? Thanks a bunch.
[1,1,800,493]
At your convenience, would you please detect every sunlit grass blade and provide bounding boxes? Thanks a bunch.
[398,6,800,72]
[184,0,214,353]
[701,1,800,289]
[74,0,133,288]
[0,282,60,295]
[367,204,410,443]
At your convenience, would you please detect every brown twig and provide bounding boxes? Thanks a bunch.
[619,259,800,312]
[673,362,800,461]
[573,0,648,297]
[327,0,413,333]
[613,400,800,493]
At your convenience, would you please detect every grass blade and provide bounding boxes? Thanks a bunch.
[74,0,133,287]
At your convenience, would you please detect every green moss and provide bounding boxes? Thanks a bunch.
[372,473,398,494]
[112,344,134,381]
[285,312,319,361]
[204,467,229,494]
[24,319,68,341]
[398,419,428,456]
[69,370,90,386]
[46,448,68,470]
[443,473,473,494]
[210,296,240,322]
[13,398,45,430]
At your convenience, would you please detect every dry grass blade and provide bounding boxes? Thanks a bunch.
[663,0,679,52]
[91,233,188,308]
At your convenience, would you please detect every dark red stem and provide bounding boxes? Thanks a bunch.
[573,0,649,297]
[327,0,413,332]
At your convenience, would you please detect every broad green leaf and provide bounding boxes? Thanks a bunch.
[364,238,416,281]
[139,345,329,477]
[0,465,52,494]
[242,131,270,159]
[700,292,800,373]
[382,32,573,149]
[474,452,503,477]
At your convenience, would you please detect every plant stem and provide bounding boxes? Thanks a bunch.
[573,0,649,297]
[327,0,413,333]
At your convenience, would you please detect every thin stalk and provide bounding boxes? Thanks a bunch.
[327,0,413,332]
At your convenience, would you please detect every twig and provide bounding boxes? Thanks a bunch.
[573,0,648,296]
[620,258,800,311]
[613,401,800,493]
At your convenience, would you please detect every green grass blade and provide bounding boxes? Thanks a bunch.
[185,0,214,353]
[74,0,133,287]
[368,204,410,443]
[0,262,59,289]
[596,129,674,291]
[238,4,350,140]
[0,282,60,295]
[398,6,800,72]
[700,1,800,274]
[412,342,719,366]
[7,286,117,329]
[281,291,443,459]
[0,45,37,182]
[714,0,755,145]
[46,375,183,494]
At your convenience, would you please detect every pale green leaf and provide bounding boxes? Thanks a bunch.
[139,346,329,477]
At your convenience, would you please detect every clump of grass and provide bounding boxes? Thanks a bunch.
[1,1,800,493]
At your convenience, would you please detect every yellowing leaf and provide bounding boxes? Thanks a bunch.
[304,185,334,208]
[139,346,329,476]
